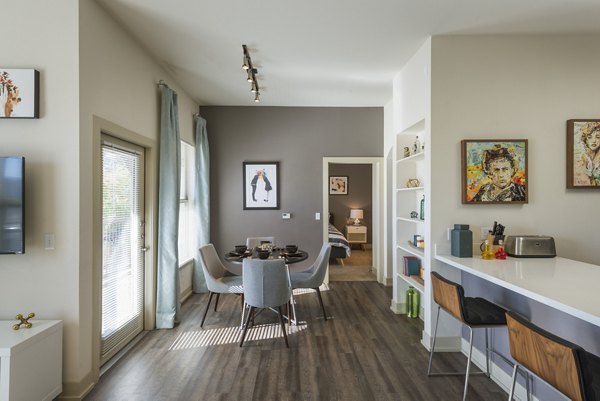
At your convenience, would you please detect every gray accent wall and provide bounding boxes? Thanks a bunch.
[328,163,373,243]
[200,106,383,269]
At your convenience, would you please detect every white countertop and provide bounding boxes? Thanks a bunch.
[434,254,600,328]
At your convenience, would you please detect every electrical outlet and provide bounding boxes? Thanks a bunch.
[480,227,492,241]
[44,233,55,250]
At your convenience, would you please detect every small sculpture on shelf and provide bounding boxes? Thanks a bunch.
[406,178,421,188]
[13,312,35,330]
[414,138,421,154]
[410,211,418,219]
[403,147,410,158]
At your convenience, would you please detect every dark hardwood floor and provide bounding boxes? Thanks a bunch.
[85,282,506,401]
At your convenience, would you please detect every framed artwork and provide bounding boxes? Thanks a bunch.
[329,176,348,195]
[567,119,600,188]
[0,69,39,118]
[243,161,279,210]
[461,139,528,204]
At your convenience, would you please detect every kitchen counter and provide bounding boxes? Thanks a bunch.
[434,253,600,327]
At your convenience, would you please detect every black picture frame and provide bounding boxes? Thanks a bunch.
[0,69,39,119]
[243,161,280,210]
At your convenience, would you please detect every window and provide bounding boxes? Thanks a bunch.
[178,141,195,265]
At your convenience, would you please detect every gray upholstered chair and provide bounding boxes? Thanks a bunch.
[289,243,332,321]
[239,258,291,348]
[246,236,275,249]
[198,244,244,328]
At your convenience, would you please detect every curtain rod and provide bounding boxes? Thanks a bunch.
[156,80,169,88]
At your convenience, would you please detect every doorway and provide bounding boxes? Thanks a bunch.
[99,135,146,366]
[322,157,384,284]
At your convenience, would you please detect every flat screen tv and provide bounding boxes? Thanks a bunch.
[0,157,25,254]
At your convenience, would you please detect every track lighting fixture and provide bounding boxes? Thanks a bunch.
[242,44,261,103]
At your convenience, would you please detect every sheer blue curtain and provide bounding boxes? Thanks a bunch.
[193,115,209,293]
[156,85,181,328]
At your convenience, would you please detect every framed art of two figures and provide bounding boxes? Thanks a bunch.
[243,161,279,210]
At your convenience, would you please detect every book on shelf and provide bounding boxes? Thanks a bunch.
[403,256,420,276]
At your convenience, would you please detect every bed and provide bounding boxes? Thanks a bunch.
[328,213,351,260]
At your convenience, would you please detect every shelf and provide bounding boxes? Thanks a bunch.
[397,217,424,223]
[397,273,425,293]
[396,186,424,192]
[396,152,425,164]
[397,243,424,258]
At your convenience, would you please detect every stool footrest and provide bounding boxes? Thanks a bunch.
[428,371,488,377]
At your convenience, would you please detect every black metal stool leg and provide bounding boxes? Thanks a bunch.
[278,306,289,348]
[200,292,214,328]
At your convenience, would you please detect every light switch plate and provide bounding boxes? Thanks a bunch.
[315,212,321,220]
[44,233,55,250]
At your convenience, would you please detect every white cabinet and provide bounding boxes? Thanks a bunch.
[0,320,62,401]
[391,119,429,314]
[345,225,367,244]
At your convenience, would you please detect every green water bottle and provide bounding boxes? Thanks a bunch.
[407,287,415,318]
[410,289,420,319]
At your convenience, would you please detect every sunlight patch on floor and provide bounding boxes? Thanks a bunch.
[168,323,308,350]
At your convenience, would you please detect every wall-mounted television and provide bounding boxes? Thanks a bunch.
[0,157,25,254]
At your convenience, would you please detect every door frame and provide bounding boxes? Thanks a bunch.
[322,157,384,284]
[91,116,157,382]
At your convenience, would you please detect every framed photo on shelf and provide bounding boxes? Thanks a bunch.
[0,69,39,118]
[329,176,348,195]
[461,139,528,204]
[243,161,280,210]
[567,119,600,188]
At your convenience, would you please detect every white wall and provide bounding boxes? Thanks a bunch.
[430,35,600,265]
[430,35,600,401]
[78,1,198,397]
[0,0,81,388]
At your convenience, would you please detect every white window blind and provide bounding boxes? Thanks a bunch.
[101,141,144,364]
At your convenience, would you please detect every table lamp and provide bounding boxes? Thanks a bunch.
[350,209,363,225]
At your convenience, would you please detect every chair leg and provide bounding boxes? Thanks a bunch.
[200,292,214,328]
[278,306,289,348]
[463,327,474,401]
[315,287,328,321]
[239,306,255,347]
[508,364,519,401]
[427,305,441,375]
[214,293,220,312]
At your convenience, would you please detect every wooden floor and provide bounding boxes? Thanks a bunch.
[85,282,506,401]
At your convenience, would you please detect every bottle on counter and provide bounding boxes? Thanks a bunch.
[481,239,495,260]
[495,240,507,260]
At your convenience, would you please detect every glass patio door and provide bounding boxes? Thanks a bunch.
[100,135,145,365]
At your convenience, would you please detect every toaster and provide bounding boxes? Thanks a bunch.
[504,235,556,258]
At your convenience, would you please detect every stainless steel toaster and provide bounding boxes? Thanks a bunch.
[504,235,556,258]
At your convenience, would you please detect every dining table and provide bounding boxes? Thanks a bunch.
[224,246,309,326]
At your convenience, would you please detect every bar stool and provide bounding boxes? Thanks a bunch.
[506,311,600,401]
[428,271,508,401]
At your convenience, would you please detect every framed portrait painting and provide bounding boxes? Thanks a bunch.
[329,176,348,195]
[0,69,39,118]
[243,161,279,210]
[567,119,600,188]
[461,139,528,204]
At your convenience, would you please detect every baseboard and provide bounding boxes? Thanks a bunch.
[421,331,462,352]
[460,338,538,401]
[390,301,406,314]
[384,277,393,286]
[59,371,95,400]
[180,286,193,303]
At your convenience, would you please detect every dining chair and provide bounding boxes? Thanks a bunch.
[506,311,600,401]
[246,236,275,249]
[428,271,508,401]
[289,243,331,321]
[198,244,244,328]
[239,258,291,348]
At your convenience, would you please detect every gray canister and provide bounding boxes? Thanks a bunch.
[451,224,473,257]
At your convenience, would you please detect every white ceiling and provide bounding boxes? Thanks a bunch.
[96,0,600,107]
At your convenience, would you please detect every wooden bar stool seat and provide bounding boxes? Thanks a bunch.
[428,271,509,401]
[506,311,600,401]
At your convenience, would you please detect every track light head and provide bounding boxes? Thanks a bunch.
[254,92,260,103]
[242,55,249,70]
[246,69,253,82]
[251,81,258,93]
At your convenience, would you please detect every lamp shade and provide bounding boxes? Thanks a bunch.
[350,209,364,219]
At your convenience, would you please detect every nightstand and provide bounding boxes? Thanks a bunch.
[345,225,367,247]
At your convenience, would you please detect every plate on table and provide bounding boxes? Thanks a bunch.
[228,251,242,257]
[284,252,302,258]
